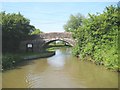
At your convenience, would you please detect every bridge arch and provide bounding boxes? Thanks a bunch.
[43,38,74,47]
[20,32,76,52]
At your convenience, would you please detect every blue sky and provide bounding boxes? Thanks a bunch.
[1,2,118,32]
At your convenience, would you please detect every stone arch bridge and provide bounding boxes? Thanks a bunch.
[20,32,76,52]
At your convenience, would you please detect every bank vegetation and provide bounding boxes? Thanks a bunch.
[64,5,119,71]
[0,12,47,71]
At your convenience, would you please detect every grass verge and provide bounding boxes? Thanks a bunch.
[2,51,55,71]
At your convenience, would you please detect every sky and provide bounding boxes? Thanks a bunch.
[1,2,118,33]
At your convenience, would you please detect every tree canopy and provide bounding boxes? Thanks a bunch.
[1,12,39,52]
[65,5,119,71]
[63,13,85,32]
[31,28,43,35]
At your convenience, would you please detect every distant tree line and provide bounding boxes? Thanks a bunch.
[0,11,42,53]
[64,5,119,71]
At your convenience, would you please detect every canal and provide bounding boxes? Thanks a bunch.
[2,47,118,88]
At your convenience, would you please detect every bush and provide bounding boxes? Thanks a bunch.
[71,5,119,71]
[2,54,22,70]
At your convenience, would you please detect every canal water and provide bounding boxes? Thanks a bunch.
[2,47,118,88]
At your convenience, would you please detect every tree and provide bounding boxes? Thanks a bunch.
[72,5,119,71]
[1,12,35,52]
[31,28,43,35]
[63,13,85,32]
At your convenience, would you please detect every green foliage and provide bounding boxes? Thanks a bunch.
[71,5,119,71]
[72,44,80,56]
[2,51,55,71]
[63,13,85,32]
[31,29,43,35]
[2,54,22,70]
[1,11,35,52]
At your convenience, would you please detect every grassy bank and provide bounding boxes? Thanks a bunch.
[2,51,55,71]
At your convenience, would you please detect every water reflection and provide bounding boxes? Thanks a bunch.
[47,50,65,68]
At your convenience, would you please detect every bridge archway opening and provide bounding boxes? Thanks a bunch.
[43,39,73,48]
